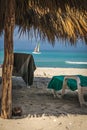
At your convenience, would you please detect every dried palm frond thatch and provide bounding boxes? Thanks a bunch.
[0,0,87,44]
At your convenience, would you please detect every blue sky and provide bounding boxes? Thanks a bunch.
[0,28,87,52]
[14,35,87,52]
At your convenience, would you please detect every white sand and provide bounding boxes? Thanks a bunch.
[0,67,87,130]
[34,67,87,77]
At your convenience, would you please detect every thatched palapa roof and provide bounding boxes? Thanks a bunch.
[0,0,87,44]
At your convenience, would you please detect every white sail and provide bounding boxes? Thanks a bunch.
[32,43,41,54]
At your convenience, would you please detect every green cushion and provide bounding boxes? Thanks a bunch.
[48,75,87,91]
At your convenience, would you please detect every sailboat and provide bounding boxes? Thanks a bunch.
[32,43,41,54]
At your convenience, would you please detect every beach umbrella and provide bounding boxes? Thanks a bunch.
[0,0,87,119]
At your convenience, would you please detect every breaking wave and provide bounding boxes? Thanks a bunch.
[66,61,87,65]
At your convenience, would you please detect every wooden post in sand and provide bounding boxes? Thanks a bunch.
[1,0,15,119]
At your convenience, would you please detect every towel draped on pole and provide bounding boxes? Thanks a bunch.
[13,53,36,86]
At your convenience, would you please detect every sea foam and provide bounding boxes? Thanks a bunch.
[66,61,87,65]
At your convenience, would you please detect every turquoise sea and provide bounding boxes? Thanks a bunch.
[0,50,87,68]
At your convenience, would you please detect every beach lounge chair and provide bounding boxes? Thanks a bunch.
[48,75,87,106]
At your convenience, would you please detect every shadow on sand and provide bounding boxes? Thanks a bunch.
[0,76,87,119]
